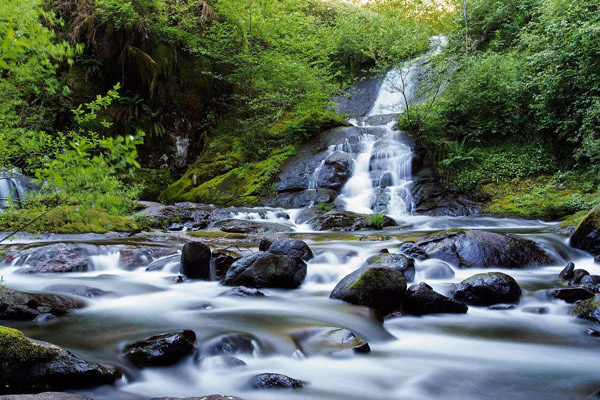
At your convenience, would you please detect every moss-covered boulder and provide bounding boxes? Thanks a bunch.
[329,266,407,315]
[0,326,120,394]
[573,294,600,323]
[366,253,415,282]
[570,206,600,255]
[306,210,397,232]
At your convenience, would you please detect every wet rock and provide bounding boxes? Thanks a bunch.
[365,253,415,282]
[222,252,307,289]
[419,260,455,280]
[267,239,314,261]
[0,289,84,321]
[570,206,600,255]
[266,188,338,209]
[218,287,265,297]
[559,262,575,280]
[202,333,254,356]
[44,284,115,298]
[585,328,600,337]
[330,266,407,315]
[258,238,273,252]
[211,219,292,234]
[198,355,247,369]
[403,283,468,316]
[248,373,304,390]
[522,306,549,314]
[0,393,95,399]
[573,294,600,323]
[180,241,212,280]
[307,210,397,232]
[34,313,58,323]
[570,269,590,285]
[138,201,214,231]
[0,326,120,395]
[488,304,516,310]
[551,287,595,303]
[6,243,95,273]
[453,272,522,306]
[581,275,600,287]
[123,330,196,368]
[316,151,353,191]
[118,246,178,270]
[149,396,245,400]
[415,230,558,269]
[291,327,369,357]
[398,242,429,260]
[212,250,241,281]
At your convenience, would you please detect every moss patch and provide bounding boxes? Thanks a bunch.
[0,206,145,234]
[0,326,55,363]
[269,110,349,143]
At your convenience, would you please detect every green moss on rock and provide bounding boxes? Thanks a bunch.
[0,326,55,364]
[573,294,600,323]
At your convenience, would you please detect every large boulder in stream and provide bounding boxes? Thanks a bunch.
[453,272,522,306]
[291,327,369,357]
[413,230,559,269]
[248,373,305,390]
[3,243,96,273]
[0,393,95,400]
[0,289,84,321]
[222,252,307,288]
[180,241,212,279]
[0,326,120,394]
[123,330,197,368]
[330,266,407,315]
[211,219,292,234]
[307,210,397,231]
[403,283,468,315]
[365,253,415,282]
[266,239,314,261]
[570,207,600,255]
[573,294,600,323]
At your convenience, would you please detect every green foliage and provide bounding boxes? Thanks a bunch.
[318,202,335,212]
[0,326,55,363]
[366,212,387,230]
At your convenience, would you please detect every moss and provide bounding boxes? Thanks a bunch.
[349,268,404,291]
[126,168,173,201]
[573,294,600,322]
[0,206,145,234]
[161,146,297,206]
[0,326,55,363]
[269,110,349,143]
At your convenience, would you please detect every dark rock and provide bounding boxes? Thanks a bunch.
[180,242,212,280]
[202,333,254,356]
[332,72,383,118]
[595,255,600,264]
[211,219,292,234]
[570,269,590,285]
[218,287,265,297]
[398,242,429,260]
[488,304,516,310]
[581,275,600,287]
[0,393,95,399]
[403,283,468,316]
[198,355,247,369]
[522,306,549,314]
[44,284,115,298]
[266,189,338,209]
[453,272,522,306]
[0,289,84,321]
[307,210,397,232]
[316,151,353,191]
[248,373,304,390]
[258,238,273,252]
[222,252,307,289]
[415,230,559,269]
[0,326,120,395]
[378,248,389,254]
[138,201,214,231]
[419,261,455,280]
[570,207,600,255]
[551,287,595,303]
[559,262,575,280]
[365,253,415,282]
[573,294,600,323]
[329,266,407,315]
[123,330,196,368]
[267,239,313,261]
[585,328,600,337]
[118,246,177,270]
[291,328,370,357]
[212,250,241,281]
[6,243,95,273]
[34,313,58,323]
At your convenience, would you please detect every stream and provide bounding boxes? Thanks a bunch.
[1,36,600,400]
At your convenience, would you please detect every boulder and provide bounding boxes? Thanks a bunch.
[138,201,214,231]
[453,273,522,306]
[222,252,307,289]
[267,239,314,261]
[211,219,292,234]
[258,238,273,252]
[5,243,95,273]
[266,189,338,209]
[180,242,212,280]
[570,207,600,255]
[559,262,575,280]
[0,393,94,400]
[218,287,265,298]
[307,211,397,232]
[551,287,595,304]
[570,269,590,285]
[0,289,84,321]
[118,246,178,270]
[248,373,304,390]
[316,151,353,191]
[398,242,429,260]
[419,261,455,280]
[329,266,407,315]
[0,326,119,395]
[123,330,196,368]
[201,333,254,356]
[365,253,415,282]
[212,250,241,281]
[403,283,468,316]
[414,230,559,269]
[291,327,369,357]
[522,306,549,314]
[573,294,600,323]
[44,284,115,298]
[198,355,247,369]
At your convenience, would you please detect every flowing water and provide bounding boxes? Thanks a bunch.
[2,36,600,400]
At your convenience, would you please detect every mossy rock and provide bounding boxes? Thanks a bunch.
[0,326,55,364]
[570,206,600,255]
[572,294,600,323]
